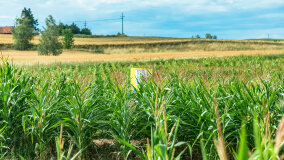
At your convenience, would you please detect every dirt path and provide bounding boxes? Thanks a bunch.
[1,49,283,65]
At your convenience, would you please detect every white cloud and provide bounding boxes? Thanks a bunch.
[0,16,12,19]
[64,0,284,13]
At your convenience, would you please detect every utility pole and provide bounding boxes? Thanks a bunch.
[121,12,125,35]
[84,20,87,28]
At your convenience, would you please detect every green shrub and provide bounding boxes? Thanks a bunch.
[62,28,74,49]
[38,15,62,56]
[12,17,34,50]
[80,28,92,35]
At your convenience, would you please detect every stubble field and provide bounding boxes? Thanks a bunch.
[1,34,284,65]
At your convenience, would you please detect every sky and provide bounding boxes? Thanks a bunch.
[0,0,284,39]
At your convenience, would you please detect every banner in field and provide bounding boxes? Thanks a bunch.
[130,68,150,90]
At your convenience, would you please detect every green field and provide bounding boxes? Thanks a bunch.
[0,54,283,159]
[246,38,284,42]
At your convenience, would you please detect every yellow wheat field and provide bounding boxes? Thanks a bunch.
[0,34,194,45]
[1,34,283,65]
[2,34,283,45]
[1,49,283,65]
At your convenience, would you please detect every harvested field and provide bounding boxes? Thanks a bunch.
[0,34,192,45]
[1,34,284,46]
[1,49,283,65]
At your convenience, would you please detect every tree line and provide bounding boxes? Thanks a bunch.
[12,8,86,55]
[58,22,92,35]
[192,33,217,39]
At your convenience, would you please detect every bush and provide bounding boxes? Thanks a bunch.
[12,17,34,50]
[205,33,212,39]
[38,15,62,56]
[81,28,92,35]
[117,32,127,37]
[70,23,80,34]
[62,29,74,49]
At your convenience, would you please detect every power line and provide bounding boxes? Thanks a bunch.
[73,18,120,23]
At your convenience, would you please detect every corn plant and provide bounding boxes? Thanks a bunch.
[108,83,139,159]
[22,79,63,159]
[60,80,107,159]
[0,54,282,159]
[55,124,84,160]
[234,115,284,160]
[0,58,33,157]
[115,88,188,160]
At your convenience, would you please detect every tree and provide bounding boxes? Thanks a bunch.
[12,17,34,50]
[117,32,122,36]
[116,32,127,37]
[213,35,217,39]
[38,15,62,56]
[205,33,212,39]
[19,8,39,31]
[196,34,201,39]
[58,22,66,35]
[80,28,92,35]
[70,23,80,34]
[62,28,74,49]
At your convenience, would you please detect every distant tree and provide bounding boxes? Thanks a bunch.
[205,33,212,39]
[213,35,217,39]
[117,32,122,36]
[38,15,62,56]
[62,28,74,49]
[12,17,34,50]
[80,28,92,35]
[19,7,39,31]
[196,34,200,39]
[58,22,67,35]
[70,23,80,34]
[116,32,127,37]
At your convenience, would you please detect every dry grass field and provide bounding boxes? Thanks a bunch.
[1,49,283,65]
[0,34,192,45]
[1,34,283,45]
[1,34,284,65]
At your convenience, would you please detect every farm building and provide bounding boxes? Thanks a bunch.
[0,26,14,34]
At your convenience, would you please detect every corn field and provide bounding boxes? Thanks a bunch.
[0,55,283,159]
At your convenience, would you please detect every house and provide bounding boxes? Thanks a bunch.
[0,26,14,34]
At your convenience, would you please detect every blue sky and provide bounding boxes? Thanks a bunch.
[0,0,284,39]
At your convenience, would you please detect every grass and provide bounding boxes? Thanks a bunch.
[1,34,284,51]
[90,42,284,54]
[0,54,283,159]
[0,34,192,45]
[1,49,284,65]
[2,34,284,66]
[246,38,284,42]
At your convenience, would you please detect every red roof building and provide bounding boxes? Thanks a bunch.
[0,26,14,34]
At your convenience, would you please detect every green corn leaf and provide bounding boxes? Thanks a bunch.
[237,124,249,160]
[200,139,208,160]
[114,135,146,160]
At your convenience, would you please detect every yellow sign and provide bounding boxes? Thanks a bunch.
[130,68,151,90]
